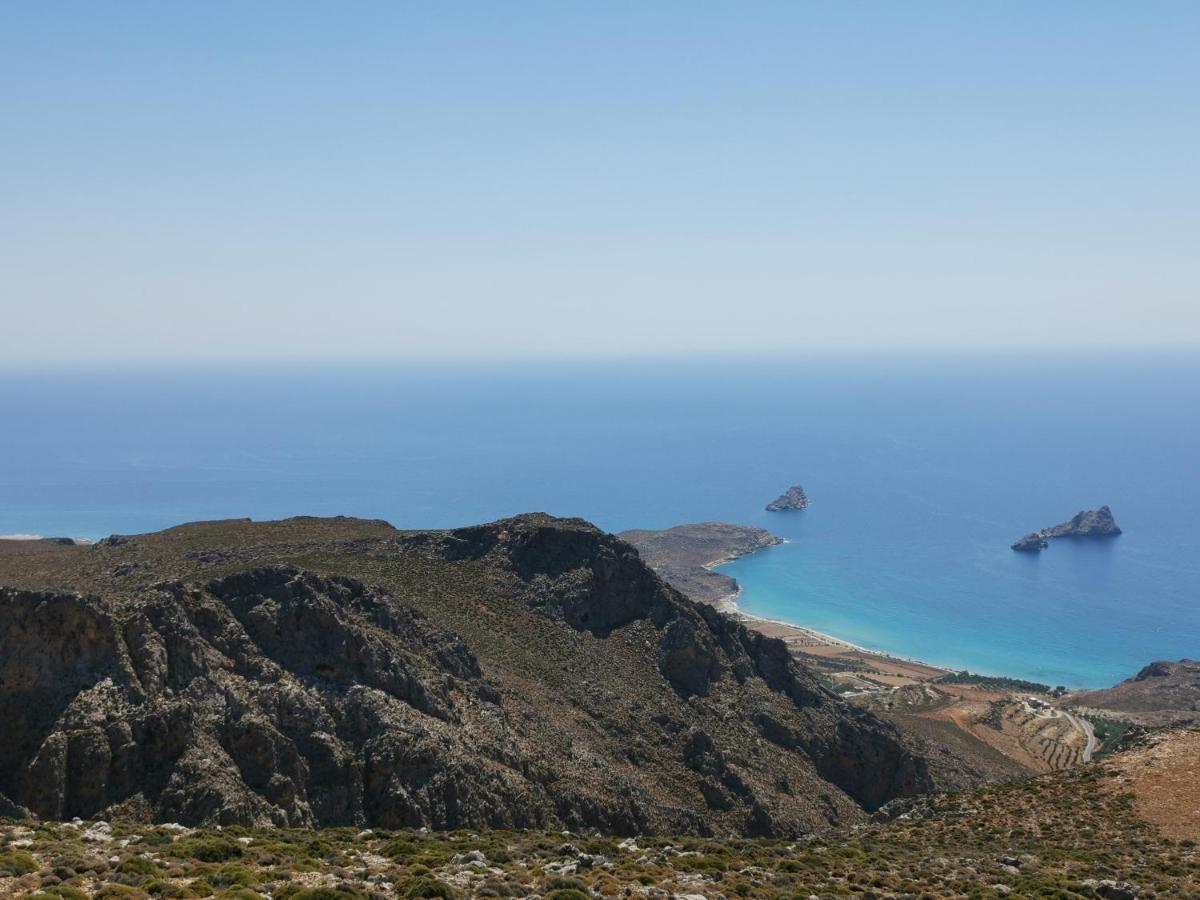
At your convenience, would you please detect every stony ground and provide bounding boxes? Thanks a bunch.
[1108,730,1200,842]
[2,730,1198,900]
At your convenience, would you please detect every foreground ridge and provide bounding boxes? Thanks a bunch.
[0,514,949,836]
[1,728,1196,897]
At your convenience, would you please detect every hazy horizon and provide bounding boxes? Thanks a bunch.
[4,3,1199,364]
[3,343,1199,374]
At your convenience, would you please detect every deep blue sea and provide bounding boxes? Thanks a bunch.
[2,353,1197,688]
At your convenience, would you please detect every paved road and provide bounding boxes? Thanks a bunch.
[1065,711,1098,761]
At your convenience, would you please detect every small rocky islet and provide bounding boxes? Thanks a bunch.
[766,484,810,512]
[1012,505,1122,552]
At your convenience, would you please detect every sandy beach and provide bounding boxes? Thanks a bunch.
[700,538,953,689]
[735,609,951,687]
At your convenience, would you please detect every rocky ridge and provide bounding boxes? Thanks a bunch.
[0,514,953,836]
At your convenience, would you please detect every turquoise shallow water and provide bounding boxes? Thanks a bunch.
[2,353,1197,687]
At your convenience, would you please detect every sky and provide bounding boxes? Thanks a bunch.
[2,2,1199,364]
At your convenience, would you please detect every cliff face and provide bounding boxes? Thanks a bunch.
[0,571,520,830]
[0,514,946,835]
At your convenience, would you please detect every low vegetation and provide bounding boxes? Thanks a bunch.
[1087,716,1137,758]
[2,753,1197,899]
[935,671,1065,696]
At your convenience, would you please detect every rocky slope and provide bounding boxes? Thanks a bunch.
[766,485,810,511]
[0,514,957,835]
[1071,659,1200,726]
[617,522,782,607]
[1012,505,1122,552]
[4,730,1197,898]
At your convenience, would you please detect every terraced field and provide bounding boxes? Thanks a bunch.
[857,684,1095,777]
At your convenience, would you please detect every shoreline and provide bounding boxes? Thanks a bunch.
[711,546,1100,692]
[704,538,887,655]
[708,539,956,687]
[735,605,954,683]
[702,537,787,613]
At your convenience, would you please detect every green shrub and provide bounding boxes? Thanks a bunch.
[276,889,362,900]
[135,834,174,848]
[676,854,727,874]
[36,888,89,900]
[479,886,526,899]
[399,877,456,899]
[545,891,590,900]
[302,839,333,860]
[117,857,162,877]
[0,850,39,875]
[379,839,454,866]
[173,839,244,863]
[208,864,258,888]
[93,887,150,900]
[189,880,215,898]
[544,877,589,893]
[144,881,191,898]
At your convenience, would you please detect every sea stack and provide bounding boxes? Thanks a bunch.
[1011,505,1121,551]
[767,484,810,511]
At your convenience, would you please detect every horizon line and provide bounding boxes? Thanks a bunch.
[2,341,1199,374]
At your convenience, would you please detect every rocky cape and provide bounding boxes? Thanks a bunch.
[1070,659,1200,726]
[1012,506,1122,552]
[766,484,810,512]
[618,522,782,609]
[0,514,974,836]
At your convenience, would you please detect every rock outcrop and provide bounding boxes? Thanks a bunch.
[1011,506,1121,552]
[0,513,961,835]
[767,484,810,511]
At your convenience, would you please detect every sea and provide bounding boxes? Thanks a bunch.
[2,352,1197,689]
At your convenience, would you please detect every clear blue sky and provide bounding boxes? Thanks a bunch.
[3,2,1198,363]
